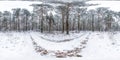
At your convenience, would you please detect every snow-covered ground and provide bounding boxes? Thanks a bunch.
[81,32,120,60]
[0,31,120,60]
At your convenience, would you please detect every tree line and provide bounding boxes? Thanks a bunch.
[0,1,120,34]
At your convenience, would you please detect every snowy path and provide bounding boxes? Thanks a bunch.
[0,32,120,60]
[39,33,85,43]
[36,32,86,43]
[30,32,91,51]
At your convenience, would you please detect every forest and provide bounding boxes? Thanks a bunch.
[0,1,120,34]
[1,1,120,60]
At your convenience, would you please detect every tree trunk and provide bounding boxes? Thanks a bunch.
[92,15,94,31]
[40,6,44,33]
[62,11,65,33]
[66,3,70,34]
[78,13,80,31]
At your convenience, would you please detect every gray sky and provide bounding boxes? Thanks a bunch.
[0,1,120,12]
[0,0,120,1]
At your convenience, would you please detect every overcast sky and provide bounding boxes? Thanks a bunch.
[0,0,120,1]
[0,1,41,12]
[87,1,120,12]
[0,1,120,12]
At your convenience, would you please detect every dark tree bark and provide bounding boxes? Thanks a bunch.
[78,13,80,31]
[92,14,94,31]
[62,11,65,33]
[66,3,70,34]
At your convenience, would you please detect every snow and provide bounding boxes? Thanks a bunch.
[0,31,120,60]
[81,32,120,59]
[30,32,90,51]
[1,1,120,60]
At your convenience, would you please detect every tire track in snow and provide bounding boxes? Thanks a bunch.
[39,33,86,43]
[29,32,92,57]
[29,32,91,50]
